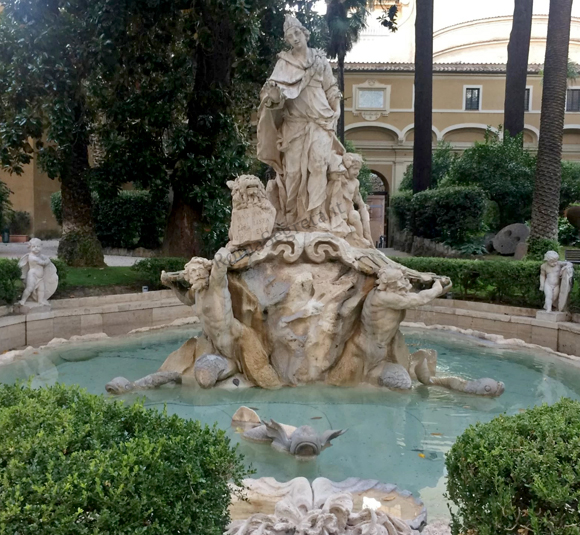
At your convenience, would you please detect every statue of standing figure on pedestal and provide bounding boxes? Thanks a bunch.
[18,238,58,308]
[258,15,342,230]
[540,250,574,313]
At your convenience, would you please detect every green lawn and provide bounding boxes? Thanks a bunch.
[65,267,147,287]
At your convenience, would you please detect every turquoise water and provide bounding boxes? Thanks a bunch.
[2,326,580,517]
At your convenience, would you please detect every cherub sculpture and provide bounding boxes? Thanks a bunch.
[18,238,58,307]
[540,250,574,312]
[327,152,373,247]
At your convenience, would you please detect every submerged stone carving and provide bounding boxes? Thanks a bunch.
[227,477,425,535]
[540,250,574,313]
[105,371,181,394]
[17,238,58,308]
[237,408,346,458]
[414,353,505,397]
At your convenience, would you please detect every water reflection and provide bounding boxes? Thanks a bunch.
[1,327,580,515]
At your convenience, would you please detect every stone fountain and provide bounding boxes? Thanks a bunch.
[106,15,504,399]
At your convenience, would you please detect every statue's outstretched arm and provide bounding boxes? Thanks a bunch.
[161,270,195,306]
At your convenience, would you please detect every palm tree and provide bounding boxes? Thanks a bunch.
[530,0,573,243]
[325,0,369,145]
[325,1,398,145]
[504,0,533,140]
[412,0,434,193]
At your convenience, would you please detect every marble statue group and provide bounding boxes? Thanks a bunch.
[106,15,504,404]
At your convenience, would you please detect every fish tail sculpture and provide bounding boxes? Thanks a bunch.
[415,355,505,397]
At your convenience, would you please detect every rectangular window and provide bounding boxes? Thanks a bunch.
[524,88,531,111]
[465,88,480,110]
[358,89,385,109]
[567,89,580,112]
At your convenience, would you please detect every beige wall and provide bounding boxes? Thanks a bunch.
[344,68,580,200]
[1,158,60,235]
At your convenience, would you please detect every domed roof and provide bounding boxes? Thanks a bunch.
[345,0,580,65]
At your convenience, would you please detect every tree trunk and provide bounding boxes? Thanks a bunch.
[338,53,345,145]
[530,0,573,242]
[412,0,434,193]
[162,8,235,258]
[504,0,533,139]
[57,116,105,267]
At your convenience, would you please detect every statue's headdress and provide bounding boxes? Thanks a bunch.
[283,14,310,38]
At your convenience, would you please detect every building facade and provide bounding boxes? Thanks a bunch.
[3,0,580,237]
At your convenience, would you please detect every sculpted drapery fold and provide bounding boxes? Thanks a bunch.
[257,16,342,229]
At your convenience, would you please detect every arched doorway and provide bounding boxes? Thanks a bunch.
[366,170,390,248]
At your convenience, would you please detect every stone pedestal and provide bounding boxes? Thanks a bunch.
[14,303,52,315]
[536,310,571,323]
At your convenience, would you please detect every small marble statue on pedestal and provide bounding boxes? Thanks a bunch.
[17,238,58,312]
[537,250,574,321]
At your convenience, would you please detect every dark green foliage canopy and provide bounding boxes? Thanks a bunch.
[0,383,248,534]
[400,142,458,191]
[52,191,169,250]
[445,132,536,228]
[392,186,487,246]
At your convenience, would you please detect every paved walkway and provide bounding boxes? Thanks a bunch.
[378,247,411,258]
[0,240,139,267]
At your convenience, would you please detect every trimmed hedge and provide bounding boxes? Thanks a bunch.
[132,257,189,290]
[51,190,169,250]
[0,259,21,305]
[394,257,580,311]
[446,399,580,535]
[0,384,247,534]
[391,186,487,245]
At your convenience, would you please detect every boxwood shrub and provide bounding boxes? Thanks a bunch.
[446,399,580,535]
[132,257,189,290]
[0,258,21,305]
[0,383,248,534]
[52,190,169,250]
[394,256,580,311]
[390,186,487,246]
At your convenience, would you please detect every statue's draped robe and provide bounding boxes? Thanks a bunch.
[257,48,341,226]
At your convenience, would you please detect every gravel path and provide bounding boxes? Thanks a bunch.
[0,240,140,267]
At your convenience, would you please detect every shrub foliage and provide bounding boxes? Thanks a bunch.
[446,399,580,535]
[394,256,580,311]
[132,257,189,290]
[391,186,487,246]
[0,384,247,534]
[445,132,536,229]
[52,191,169,250]
[0,258,21,304]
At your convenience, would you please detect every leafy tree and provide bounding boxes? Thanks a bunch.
[92,0,325,258]
[400,141,458,191]
[412,0,434,193]
[530,0,574,244]
[504,0,533,140]
[325,1,397,145]
[561,161,580,211]
[445,131,536,229]
[0,180,12,230]
[0,0,105,266]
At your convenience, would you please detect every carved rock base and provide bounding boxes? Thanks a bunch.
[228,477,427,534]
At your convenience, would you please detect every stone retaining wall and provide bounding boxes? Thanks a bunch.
[2,292,579,358]
[406,298,580,356]
[0,290,191,353]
